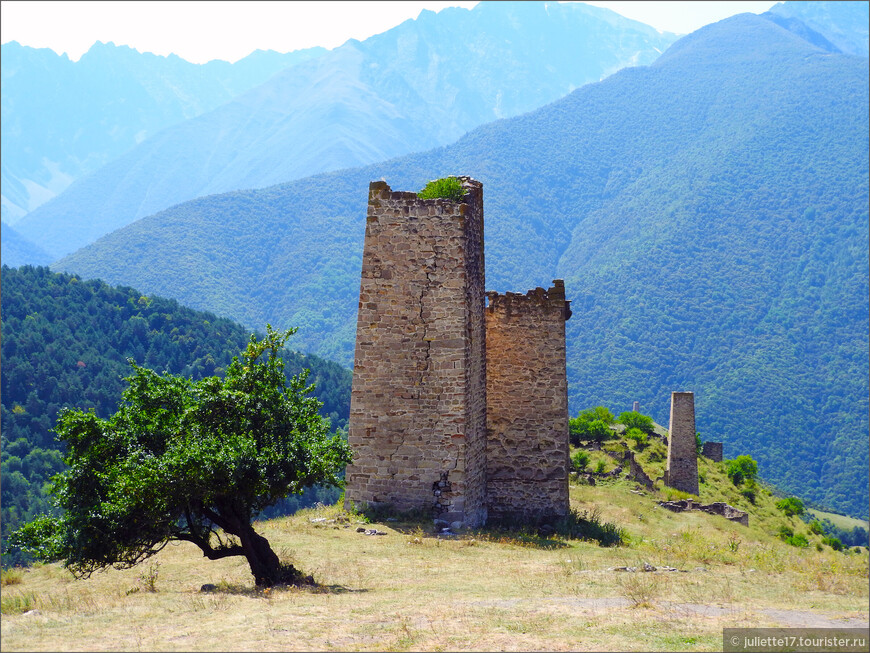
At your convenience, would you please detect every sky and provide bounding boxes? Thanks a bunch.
[1,1,778,65]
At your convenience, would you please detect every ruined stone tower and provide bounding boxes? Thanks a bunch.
[485,283,572,521]
[665,391,699,495]
[345,177,571,527]
[344,178,488,527]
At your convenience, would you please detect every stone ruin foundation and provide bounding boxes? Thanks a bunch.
[702,441,723,462]
[344,178,571,526]
[664,391,699,495]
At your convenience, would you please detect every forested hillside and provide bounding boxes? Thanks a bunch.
[13,1,676,260]
[56,13,869,519]
[0,41,324,223]
[0,265,352,565]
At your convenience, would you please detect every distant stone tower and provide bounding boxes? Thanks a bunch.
[485,283,572,521]
[665,391,699,495]
[701,441,723,462]
[344,178,488,527]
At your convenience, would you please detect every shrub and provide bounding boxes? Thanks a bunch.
[569,407,614,445]
[625,427,648,448]
[741,479,758,504]
[822,536,844,551]
[417,177,465,201]
[616,411,655,434]
[726,455,758,486]
[0,568,24,586]
[595,460,606,474]
[571,450,590,472]
[786,533,809,548]
[808,520,824,535]
[554,508,626,547]
[775,497,805,517]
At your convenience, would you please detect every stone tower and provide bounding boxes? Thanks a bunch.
[665,391,699,495]
[484,283,572,521]
[344,178,488,527]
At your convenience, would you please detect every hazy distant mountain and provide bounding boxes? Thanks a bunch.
[58,14,869,518]
[14,1,677,260]
[768,0,869,56]
[1,221,52,267]
[0,41,325,223]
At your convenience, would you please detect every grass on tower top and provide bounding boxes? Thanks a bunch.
[418,176,466,201]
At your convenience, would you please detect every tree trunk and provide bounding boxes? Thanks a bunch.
[237,523,283,587]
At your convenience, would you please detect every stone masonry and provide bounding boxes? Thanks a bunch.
[344,178,571,527]
[485,283,572,521]
[702,441,723,462]
[344,178,488,527]
[665,391,699,495]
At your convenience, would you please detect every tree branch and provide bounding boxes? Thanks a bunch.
[173,533,245,560]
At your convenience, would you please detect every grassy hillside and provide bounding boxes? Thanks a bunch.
[2,427,867,651]
[56,14,869,519]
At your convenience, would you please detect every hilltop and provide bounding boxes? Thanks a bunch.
[2,422,866,651]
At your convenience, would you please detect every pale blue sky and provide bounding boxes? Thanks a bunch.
[1,1,777,64]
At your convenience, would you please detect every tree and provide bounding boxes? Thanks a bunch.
[775,496,805,517]
[616,411,654,434]
[569,406,615,445]
[7,326,353,587]
[726,455,759,486]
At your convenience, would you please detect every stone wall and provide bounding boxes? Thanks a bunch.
[484,281,572,521]
[344,178,488,527]
[665,391,699,495]
[702,441,723,462]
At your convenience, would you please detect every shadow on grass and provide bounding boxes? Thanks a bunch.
[200,581,370,597]
[352,504,624,549]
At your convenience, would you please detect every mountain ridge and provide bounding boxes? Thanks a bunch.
[12,0,678,259]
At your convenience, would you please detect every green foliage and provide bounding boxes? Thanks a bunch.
[570,450,590,472]
[695,432,703,455]
[554,508,626,547]
[616,411,654,434]
[569,406,615,445]
[822,536,844,551]
[624,427,648,448]
[417,176,466,201]
[595,460,606,474]
[726,455,759,486]
[776,497,805,517]
[808,520,824,535]
[1,266,353,567]
[740,479,758,504]
[7,327,353,587]
[787,533,809,548]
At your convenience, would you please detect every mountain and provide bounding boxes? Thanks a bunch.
[1,221,52,267]
[0,41,325,223]
[768,0,869,56]
[56,12,869,519]
[12,1,677,260]
[0,265,352,565]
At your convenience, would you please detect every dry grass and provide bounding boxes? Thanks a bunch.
[1,494,867,652]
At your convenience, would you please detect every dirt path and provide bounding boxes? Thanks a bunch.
[466,597,870,628]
